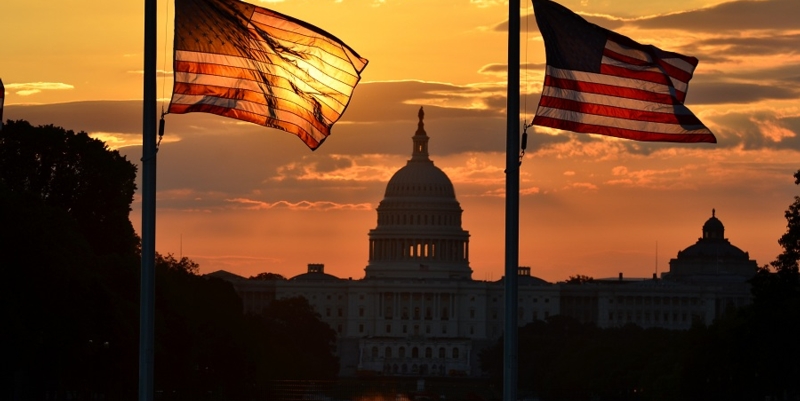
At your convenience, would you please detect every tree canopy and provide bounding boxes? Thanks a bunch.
[0,119,138,256]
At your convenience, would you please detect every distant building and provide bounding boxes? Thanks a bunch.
[209,109,757,377]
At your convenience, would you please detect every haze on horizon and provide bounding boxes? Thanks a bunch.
[2,0,799,282]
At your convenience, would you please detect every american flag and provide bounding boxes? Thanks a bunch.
[531,0,715,143]
[169,0,368,150]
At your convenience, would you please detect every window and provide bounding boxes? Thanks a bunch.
[452,348,459,359]
[359,324,364,333]
[403,325,407,334]
[385,347,392,358]
[470,309,475,318]
[372,347,378,358]
[386,324,391,334]
[412,347,419,358]
[439,347,446,358]
[399,347,406,358]
[425,347,432,358]
[359,308,364,317]
[326,308,331,317]
[337,308,343,317]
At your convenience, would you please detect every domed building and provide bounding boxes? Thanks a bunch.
[366,108,472,280]
[209,111,759,377]
[665,209,758,282]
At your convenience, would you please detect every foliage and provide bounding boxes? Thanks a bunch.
[252,297,340,380]
[249,271,287,280]
[0,120,139,257]
[480,169,800,401]
[565,274,595,284]
[2,121,340,400]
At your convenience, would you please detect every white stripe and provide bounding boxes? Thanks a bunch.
[175,50,357,104]
[245,20,362,82]
[175,51,348,111]
[546,66,676,95]
[171,93,329,142]
[601,56,689,94]
[604,40,653,64]
[542,85,696,116]
[660,57,695,75]
[605,39,695,75]
[536,106,710,134]
[174,71,338,125]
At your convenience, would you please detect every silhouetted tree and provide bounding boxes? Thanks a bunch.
[565,274,595,284]
[249,272,287,280]
[0,120,138,257]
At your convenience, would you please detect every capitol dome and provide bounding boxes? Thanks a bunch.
[364,108,472,280]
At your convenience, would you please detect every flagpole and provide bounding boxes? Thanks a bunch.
[140,0,158,399]
[503,0,520,400]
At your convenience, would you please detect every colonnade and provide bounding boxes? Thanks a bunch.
[369,238,468,262]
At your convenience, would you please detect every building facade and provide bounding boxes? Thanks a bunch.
[210,110,756,377]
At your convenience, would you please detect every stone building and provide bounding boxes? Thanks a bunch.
[210,110,758,376]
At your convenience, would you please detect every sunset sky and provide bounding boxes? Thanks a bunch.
[3,0,799,282]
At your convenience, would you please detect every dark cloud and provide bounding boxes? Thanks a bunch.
[631,0,799,32]
[687,80,798,105]
[493,13,624,33]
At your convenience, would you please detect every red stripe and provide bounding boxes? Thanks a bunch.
[607,31,698,68]
[172,82,331,134]
[539,96,704,126]
[544,75,678,105]
[600,64,687,101]
[532,116,716,143]
[603,48,693,84]
[168,103,322,149]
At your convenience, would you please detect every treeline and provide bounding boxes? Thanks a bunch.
[0,120,337,401]
[480,170,800,401]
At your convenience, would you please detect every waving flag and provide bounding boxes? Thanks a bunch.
[169,0,368,150]
[531,0,715,143]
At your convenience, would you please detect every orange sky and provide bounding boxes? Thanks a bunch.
[2,0,799,282]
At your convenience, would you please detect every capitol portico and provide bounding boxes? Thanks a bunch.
[210,108,757,377]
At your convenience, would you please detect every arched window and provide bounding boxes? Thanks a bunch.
[385,347,392,358]
[425,347,432,358]
[399,347,406,358]
[439,347,446,358]
[452,347,459,359]
[412,347,419,358]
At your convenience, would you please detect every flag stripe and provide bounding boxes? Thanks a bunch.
[171,94,329,145]
[599,63,687,98]
[535,105,709,135]
[532,0,714,143]
[174,50,354,111]
[172,81,331,134]
[538,95,705,126]
[173,57,345,123]
[169,0,367,150]
[532,115,714,143]
[603,47,693,85]
[544,74,678,105]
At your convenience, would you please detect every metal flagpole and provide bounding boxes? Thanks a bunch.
[503,0,521,400]
[140,0,158,400]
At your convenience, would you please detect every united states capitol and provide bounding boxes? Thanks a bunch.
[209,108,756,378]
